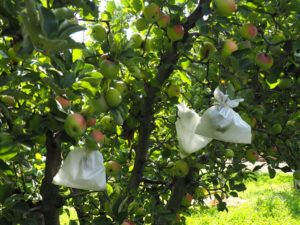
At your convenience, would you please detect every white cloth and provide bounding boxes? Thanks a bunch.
[53,147,106,191]
[175,103,212,158]
[196,88,251,144]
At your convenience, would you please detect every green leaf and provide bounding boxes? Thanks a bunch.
[38,5,59,38]
[72,81,97,96]
[0,146,18,161]
[268,166,276,179]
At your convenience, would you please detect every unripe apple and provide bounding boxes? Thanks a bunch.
[271,123,282,134]
[135,18,149,31]
[157,14,170,28]
[255,53,273,70]
[64,113,86,138]
[195,186,207,198]
[91,130,105,142]
[200,41,216,58]
[100,115,115,132]
[105,160,121,176]
[173,160,189,177]
[240,24,258,40]
[0,95,16,106]
[105,88,122,108]
[91,24,107,42]
[143,3,161,22]
[167,24,184,41]
[55,96,71,109]
[0,132,13,145]
[225,148,234,158]
[91,95,109,113]
[113,80,128,97]
[245,149,259,163]
[99,59,120,79]
[214,0,237,17]
[278,78,293,89]
[167,84,181,98]
[221,39,238,57]
[130,34,143,49]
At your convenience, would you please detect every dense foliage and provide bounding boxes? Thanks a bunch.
[0,0,299,224]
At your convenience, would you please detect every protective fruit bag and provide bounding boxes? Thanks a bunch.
[175,103,212,158]
[52,147,106,191]
[195,87,251,144]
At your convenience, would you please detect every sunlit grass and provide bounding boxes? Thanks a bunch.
[187,172,300,225]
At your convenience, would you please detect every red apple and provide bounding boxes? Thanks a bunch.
[255,53,273,70]
[64,113,86,138]
[105,160,122,176]
[86,118,96,127]
[55,96,71,109]
[157,14,170,28]
[143,3,161,22]
[91,130,105,142]
[240,24,258,40]
[122,219,135,225]
[246,149,259,163]
[221,39,238,57]
[214,0,237,17]
[167,24,184,41]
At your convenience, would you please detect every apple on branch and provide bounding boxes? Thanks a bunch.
[157,14,170,28]
[55,96,71,109]
[64,113,87,138]
[167,24,184,42]
[240,24,258,40]
[99,59,120,79]
[122,219,135,225]
[222,39,238,57]
[255,52,273,70]
[143,3,161,23]
[105,88,122,108]
[91,95,109,113]
[105,160,121,177]
[135,18,149,31]
[91,24,106,42]
[214,0,237,17]
[0,95,16,106]
[173,160,189,177]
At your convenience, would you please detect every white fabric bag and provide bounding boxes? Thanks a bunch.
[196,88,251,144]
[53,147,106,191]
[175,103,212,158]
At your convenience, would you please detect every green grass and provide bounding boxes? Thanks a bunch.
[187,173,300,225]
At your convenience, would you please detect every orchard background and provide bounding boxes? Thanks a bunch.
[0,0,300,224]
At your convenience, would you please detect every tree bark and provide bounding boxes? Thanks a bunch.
[40,130,63,225]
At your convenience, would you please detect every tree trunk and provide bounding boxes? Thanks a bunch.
[40,130,63,225]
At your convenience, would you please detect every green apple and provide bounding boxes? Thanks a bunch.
[91,130,105,142]
[135,18,149,31]
[167,84,181,98]
[293,170,300,180]
[240,24,258,40]
[52,7,74,20]
[0,132,13,145]
[271,123,282,134]
[200,41,216,58]
[113,80,128,97]
[91,24,107,42]
[167,24,185,41]
[99,59,120,79]
[55,96,71,109]
[195,186,207,198]
[245,149,258,163]
[144,38,153,52]
[105,88,122,108]
[91,95,109,113]
[157,14,170,28]
[225,148,234,158]
[64,113,87,138]
[105,160,121,176]
[130,33,143,49]
[278,78,293,89]
[100,115,115,132]
[135,207,146,216]
[214,0,237,17]
[255,53,273,70]
[173,160,189,177]
[143,3,161,22]
[0,95,16,106]
[221,39,238,57]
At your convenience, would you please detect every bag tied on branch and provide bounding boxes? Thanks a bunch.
[52,147,106,191]
[175,103,212,158]
[195,87,251,144]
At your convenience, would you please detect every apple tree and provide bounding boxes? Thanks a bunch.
[0,0,299,224]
